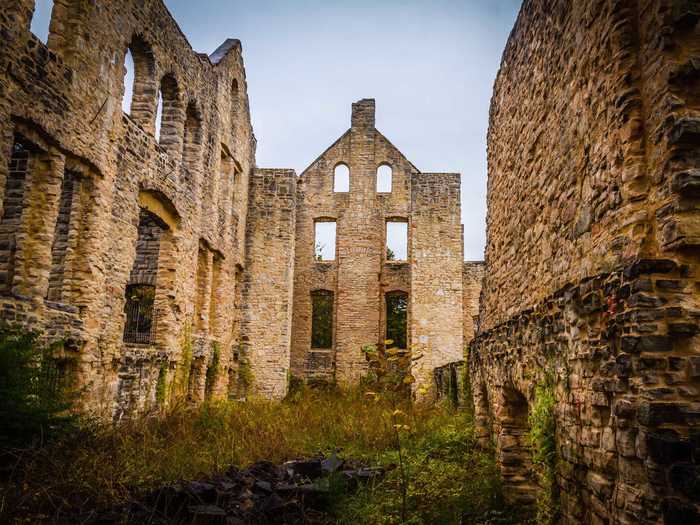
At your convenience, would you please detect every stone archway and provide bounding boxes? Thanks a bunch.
[496,386,538,505]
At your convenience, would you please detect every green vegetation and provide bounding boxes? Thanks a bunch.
[0,327,526,524]
[528,380,559,524]
[334,412,509,524]
[2,387,519,524]
[0,325,77,448]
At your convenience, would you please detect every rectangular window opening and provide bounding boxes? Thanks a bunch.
[386,221,408,261]
[0,137,32,293]
[194,245,209,332]
[314,221,336,261]
[386,292,408,350]
[209,255,221,335]
[311,290,333,349]
[123,209,166,344]
[47,170,79,302]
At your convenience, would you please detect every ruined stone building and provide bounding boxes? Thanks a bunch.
[470,0,700,523]
[0,0,483,415]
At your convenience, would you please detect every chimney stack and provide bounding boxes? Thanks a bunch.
[351,98,375,129]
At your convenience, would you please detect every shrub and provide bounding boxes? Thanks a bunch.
[0,325,77,448]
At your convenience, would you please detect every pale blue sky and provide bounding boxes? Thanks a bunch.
[31,0,522,261]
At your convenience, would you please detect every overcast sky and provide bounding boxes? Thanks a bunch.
[31,0,522,260]
[165,0,522,260]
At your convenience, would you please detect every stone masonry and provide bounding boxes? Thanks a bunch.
[0,0,256,417]
[0,1,483,413]
[289,99,481,396]
[470,0,700,523]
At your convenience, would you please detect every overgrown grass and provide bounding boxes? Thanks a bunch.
[1,383,519,523]
[334,410,513,524]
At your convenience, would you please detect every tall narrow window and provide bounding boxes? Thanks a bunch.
[182,102,202,184]
[209,255,221,335]
[47,170,79,302]
[386,221,408,261]
[386,291,408,350]
[377,164,392,193]
[314,221,336,261]
[0,137,34,292]
[219,146,235,234]
[311,290,334,349]
[333,164,349,192]
[154,91,163,142]
[194,245,209,332]
[30,0,54,44]
[156,74,181,147]
[121,36,156,127]
[124,209,166,344]
[122,49,135,114]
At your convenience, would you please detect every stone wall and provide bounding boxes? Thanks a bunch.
[410,171,464,398]
[289,100,468,396]
[463,261,484,342]
[0,0,255,416]
[472,0,700,522]
[0,1,486,412]
[241,169,297,399]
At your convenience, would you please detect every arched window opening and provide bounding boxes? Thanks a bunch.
[386,220,408,261]
[122,36,156,128]
[30,0,54,44]
[499,387,538,504]
[194,244,209,333]
[123,209,167,345]
[155,74,182,147]
[314,220,336,261]
[386,291,408,350]
[154,91,163,141]
[333,164,349,192]
[122,49,135,114]
[182,102,202,184]
[311,290,334,349]
[377,164,392,193]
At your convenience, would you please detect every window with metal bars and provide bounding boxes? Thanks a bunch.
[123,283,156,344]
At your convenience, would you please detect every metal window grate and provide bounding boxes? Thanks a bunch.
[123,284,156,344]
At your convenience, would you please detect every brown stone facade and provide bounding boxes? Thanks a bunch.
[0,1,483,411]
[471,0,700,522]
[289,100,482,396]
[0,0,255,417]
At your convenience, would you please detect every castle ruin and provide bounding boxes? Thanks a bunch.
[4,0,700,521]
[0,0,482,416]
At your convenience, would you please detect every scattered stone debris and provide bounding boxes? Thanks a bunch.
[77,456,383,524]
